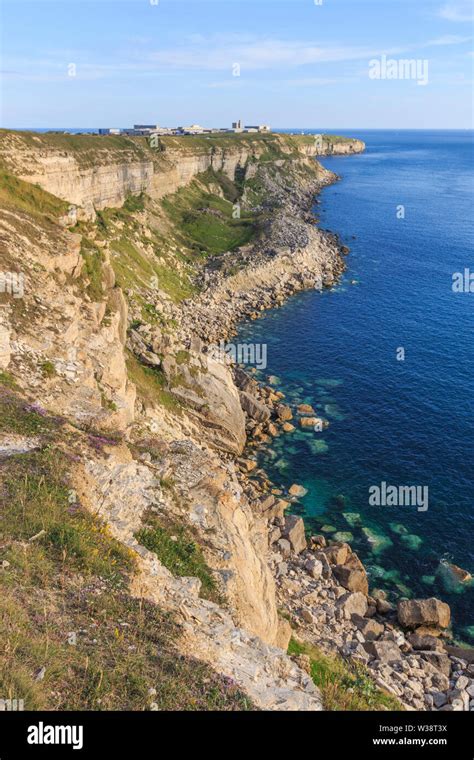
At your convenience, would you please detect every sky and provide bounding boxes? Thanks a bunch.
[0,0,473,129]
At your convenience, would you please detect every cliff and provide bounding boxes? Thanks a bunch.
[2,129,433,713]
[0,129,364,214]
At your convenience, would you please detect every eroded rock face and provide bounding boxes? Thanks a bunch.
[239,391,271,423]
[397,598,451,630]
[163,351,246,455]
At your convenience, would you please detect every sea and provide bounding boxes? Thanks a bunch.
[236,129,474,643]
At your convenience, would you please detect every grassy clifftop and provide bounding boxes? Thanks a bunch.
[0,129,363,171]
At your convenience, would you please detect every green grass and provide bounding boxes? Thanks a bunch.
[0,167,69,217]
[40,360,56,378]
[0,446,134,581]
[80,237,105,301]
[136,514,222,604]
[126,354,182,413]
[0,386,252,711]
[161,171,257,256]
[288,638,403,711]
[0,388,56,436]
[0,371,18,389]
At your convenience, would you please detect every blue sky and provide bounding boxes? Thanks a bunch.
[1,0,473,129]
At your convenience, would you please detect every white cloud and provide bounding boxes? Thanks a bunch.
[147,37,404,71]
[438,2,474,22]
[426,34,472,45]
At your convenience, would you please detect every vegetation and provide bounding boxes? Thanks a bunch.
[80,237,105,301]
[0,389,251,711]
[288,638,403,711]
[126,353,182,413]
[161,170,257,256]
[0,167,69,217]
[136,511,222,604]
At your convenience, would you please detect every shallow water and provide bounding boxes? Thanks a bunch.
[236,130,474,642]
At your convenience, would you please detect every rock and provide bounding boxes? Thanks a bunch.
[304,558,323,580]
[276,562,288,578]
[277,538,292,559]
[310,534,326,549]
[282,515,307,554]
[275,618,292,651]
[313,551,332,579]
[269,527,281,544]
[376,598,394,615]
[432,691,448,708]
[397,598,451,630]
[282,422,295,433]
[301,609,314,624]
[336,591,368,620]
[276,404,293,421]
[407,632,445,652]
[323,542,350,566]
[364,640,402,663]
[419,651,452,677]
[239,391,271,422]
[240,459,257,472]
[353,615,384,641]
[297,404,315,415]
[288,483,307,498]
[332,552,369,596]
[447,563,472,583]
[299,416,321,428]
[233,367,258,394]
[455,675,469,690]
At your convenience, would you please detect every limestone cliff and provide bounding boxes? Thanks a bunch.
[0,129,364,710]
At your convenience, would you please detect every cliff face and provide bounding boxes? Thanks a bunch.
[0,129,364,710]
[0,130,364,213]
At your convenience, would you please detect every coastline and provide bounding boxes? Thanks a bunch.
[194,145,474,711]
[1,129,472,712]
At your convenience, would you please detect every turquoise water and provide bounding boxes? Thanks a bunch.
[237,130,474,642]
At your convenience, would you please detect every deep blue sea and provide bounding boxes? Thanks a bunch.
[237,130,474,643]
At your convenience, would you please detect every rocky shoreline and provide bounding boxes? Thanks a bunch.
[2,128,472,711]
[191,159,474,712]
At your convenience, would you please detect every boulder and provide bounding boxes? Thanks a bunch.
[282,515,307,554]
[353,615,384,641]
[323,542,350,566]
[419,651,452,678]
[276,404,293,421]
[397,598,451,630]
[277,538,292,559]
[364,640,402,663]
[332,552,369,596]
[239,391,271,422]
[288,483,307,498]
[407,632,446,652]
[297,403,315,415]
[304,558,323,580]
[336,591,368,620]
